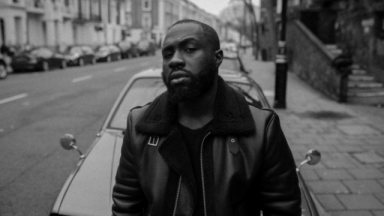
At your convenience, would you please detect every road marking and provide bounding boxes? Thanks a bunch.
[0,93,28,105]
[114,67,127,73]
[263,90,275,97]
[72,75,92,83]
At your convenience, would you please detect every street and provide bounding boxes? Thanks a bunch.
[0,55,161,215]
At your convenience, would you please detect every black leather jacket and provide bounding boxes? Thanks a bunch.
[112,78,301,216]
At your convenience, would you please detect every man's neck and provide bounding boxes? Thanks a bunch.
[177,80,218,129]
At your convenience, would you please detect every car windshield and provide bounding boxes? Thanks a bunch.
[97,46,109,52]
[29,48,52,57]
[108,77,264,130]
[109,78,167,130]
[227,82,263,108]
[68,47,82,54]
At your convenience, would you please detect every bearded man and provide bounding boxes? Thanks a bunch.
[112,19,301,216]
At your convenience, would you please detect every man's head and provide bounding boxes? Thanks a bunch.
[161,19,223,104]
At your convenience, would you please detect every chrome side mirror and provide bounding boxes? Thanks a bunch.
[60,134,85,159]
[297,149,321,171]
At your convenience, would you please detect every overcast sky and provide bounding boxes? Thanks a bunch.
[189,0,260,15]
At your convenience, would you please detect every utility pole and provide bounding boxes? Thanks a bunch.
[273,0,288,109]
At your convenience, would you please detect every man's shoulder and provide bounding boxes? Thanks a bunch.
[247,104,277,124]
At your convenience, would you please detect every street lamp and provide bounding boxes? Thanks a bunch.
[273,0,288,109]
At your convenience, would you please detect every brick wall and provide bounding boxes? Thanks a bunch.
[287,20,342,101]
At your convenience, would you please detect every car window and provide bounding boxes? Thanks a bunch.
[109,78,167,129]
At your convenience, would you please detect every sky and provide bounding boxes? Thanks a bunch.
[189,0,231,16]
[189,0,260,16]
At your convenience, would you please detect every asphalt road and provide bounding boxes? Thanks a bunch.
[0,55,161,216]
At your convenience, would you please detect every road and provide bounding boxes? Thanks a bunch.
[0,55,161,216]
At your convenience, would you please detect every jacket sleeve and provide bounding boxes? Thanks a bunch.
[112,111,146,216]
[259,112,301,216]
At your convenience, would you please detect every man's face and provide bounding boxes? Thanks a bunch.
[161,23,218,104]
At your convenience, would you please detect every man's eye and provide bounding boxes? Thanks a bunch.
[163,53,173,59]
[185,48,196,53]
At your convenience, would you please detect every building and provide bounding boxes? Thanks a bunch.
[0,0,231,50]
[123,0,225,46]
[0,0,129,49]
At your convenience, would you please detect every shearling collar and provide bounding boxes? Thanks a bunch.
[135,76,256,136]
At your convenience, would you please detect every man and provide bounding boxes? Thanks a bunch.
[112,19,301,216]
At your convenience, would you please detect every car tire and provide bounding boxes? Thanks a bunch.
[0,63,7,79]
[61,60,67,69]
[78,58,84,66]
[42,61,49,72]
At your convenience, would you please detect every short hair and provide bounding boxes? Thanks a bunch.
[169,19,220,51]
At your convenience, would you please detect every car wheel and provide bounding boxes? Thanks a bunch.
[42,61,49,71]
[78,58,84,66]
[0,64,7,79]
[61,60,67,69]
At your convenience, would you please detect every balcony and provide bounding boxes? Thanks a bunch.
[26,0,45,14]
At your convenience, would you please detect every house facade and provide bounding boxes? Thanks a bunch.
[0,0,228,50]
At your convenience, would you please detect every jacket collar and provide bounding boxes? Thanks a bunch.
[135,76,255,136]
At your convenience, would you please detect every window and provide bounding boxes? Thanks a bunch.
[126,0,132,12]
[142,0,152,11]
[142,13,152,29]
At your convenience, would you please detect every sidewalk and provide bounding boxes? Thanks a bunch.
[240,51,384,216]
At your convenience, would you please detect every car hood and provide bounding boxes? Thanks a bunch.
[52,129,123,216]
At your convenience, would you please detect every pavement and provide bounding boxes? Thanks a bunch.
[240,49,384,216]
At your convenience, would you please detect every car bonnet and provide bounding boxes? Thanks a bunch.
[55,129,123,216]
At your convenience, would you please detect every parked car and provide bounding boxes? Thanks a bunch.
[11,47,67,72]
[94,45,121,63]
[136,39,156,56]
[63,45,96,66]
[51,67,321,216]
[0,54,12,79]
[117,40,139,59]
[222,41,239,59]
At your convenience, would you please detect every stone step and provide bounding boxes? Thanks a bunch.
[347,94,384,105]
[348,81,383,88]
[348,74,375,82]
[347,87,384,97]
[350,68,367,75]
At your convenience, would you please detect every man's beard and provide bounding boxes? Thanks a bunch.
[162,61,217,104]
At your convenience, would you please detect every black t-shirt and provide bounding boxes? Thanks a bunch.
[178,121,211,215]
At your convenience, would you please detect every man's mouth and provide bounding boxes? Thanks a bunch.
[169,71,190,85]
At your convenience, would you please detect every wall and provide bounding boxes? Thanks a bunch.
[287,20,342,101]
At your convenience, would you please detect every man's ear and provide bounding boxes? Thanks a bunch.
[215,49,223,67]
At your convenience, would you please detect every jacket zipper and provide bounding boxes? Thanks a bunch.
[172,176,182,216]
[200,132,211,216]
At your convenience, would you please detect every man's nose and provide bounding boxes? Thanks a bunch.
[168,51,185,69]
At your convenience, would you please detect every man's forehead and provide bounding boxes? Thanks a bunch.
[164,23,205,43]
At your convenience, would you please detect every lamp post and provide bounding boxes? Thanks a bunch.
[273,0,288,109]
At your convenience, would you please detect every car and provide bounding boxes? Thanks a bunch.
[117,40,139,59]
[63,45,96,66]
[136,39,156,56]
[0,54,12,79]
[11,47,67,72]
[221,41,239,59]
[51,68,321,216]
[94,45,121,63]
